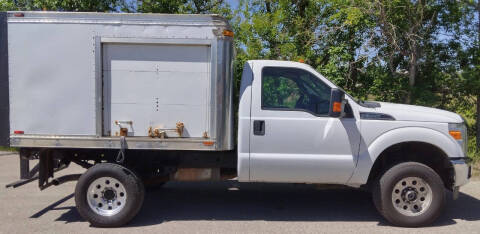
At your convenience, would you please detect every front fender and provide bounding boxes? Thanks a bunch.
[347,126,462,186]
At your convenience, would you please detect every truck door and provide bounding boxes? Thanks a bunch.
[249,65,360,184]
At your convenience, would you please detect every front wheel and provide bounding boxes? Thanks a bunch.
[75,163,145,227]
[372,162,445,227]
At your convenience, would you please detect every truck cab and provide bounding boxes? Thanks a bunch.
[237,60,471,226]
[238,60,360,184]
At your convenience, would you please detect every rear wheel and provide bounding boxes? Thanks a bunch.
[75,163,145,227]
[372,162,445,227]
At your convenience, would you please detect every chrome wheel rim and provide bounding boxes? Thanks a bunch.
[87,177,127,216]
[391,177,432,216]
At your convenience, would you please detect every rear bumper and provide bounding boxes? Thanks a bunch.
[451,158,471,187]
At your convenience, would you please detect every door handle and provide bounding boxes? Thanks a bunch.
[253,120,265,136]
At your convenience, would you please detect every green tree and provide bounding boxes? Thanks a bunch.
[314,0,376,99]
[0,0,15,11]
[457,0,480,152]
[182,0,226,14]
[135,0,231,15]
[0,0,125,11]
[473,0,480,152]
[371,0,451,104]
[137,0,186,13]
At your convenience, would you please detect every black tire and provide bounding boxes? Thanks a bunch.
[75,163,145,227]
[372,162,445,227]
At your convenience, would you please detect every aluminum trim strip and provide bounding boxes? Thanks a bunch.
[10,135,219,151]
[100,37,213,45]
[7,11,231,28]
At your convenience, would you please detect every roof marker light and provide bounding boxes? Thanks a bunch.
[222,30,234,37]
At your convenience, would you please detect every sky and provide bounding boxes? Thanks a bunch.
[226,0,239,10]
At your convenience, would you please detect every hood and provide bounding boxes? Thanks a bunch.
[360,102,463,123]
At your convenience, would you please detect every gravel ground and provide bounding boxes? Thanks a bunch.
[1,152,479,234]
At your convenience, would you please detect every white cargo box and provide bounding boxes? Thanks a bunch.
[1,12,234,151]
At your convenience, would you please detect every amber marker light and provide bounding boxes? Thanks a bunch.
[449,130,462,140]
[332,102,342,113]
[203,141,215,146]
[223,30,234,37]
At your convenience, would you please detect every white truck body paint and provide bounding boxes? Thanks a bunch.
[237,60,469,188]
[237,62,254,182]
[369,102,463,123]
[238,60,361,183]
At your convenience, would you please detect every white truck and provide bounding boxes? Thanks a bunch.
[0,11,472,227]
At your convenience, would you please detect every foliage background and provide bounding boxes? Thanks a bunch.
[1,0,479,160]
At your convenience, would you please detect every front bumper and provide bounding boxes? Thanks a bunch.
[451,158,471,187]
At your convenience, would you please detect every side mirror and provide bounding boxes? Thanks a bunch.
[328,88,345,118]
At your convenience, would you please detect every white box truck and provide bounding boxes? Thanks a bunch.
[0,11,472,227]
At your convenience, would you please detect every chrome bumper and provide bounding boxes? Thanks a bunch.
[451,159,471,187]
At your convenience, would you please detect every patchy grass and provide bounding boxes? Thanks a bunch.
[468,140,480,178]
[472,161,480,180]
[469,151,480,165]
[0,146,18,152]
[467,137,479,162]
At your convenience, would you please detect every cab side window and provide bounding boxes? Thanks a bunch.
[261,67,331,116]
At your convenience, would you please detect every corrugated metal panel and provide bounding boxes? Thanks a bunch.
[0,12,9,147]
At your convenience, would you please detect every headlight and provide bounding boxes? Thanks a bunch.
[449,123,468,154]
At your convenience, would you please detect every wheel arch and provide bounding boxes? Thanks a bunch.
[348,127,460,188]
[366,141,455,190]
